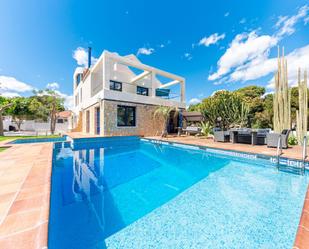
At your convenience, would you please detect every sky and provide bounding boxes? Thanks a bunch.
[0,0,309,108]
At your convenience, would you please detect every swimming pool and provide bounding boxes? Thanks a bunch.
[9,135,67,144]
[49,136,309,249]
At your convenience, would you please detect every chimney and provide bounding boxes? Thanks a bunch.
[88,47,92,68]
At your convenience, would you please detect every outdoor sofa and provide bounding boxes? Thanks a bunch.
[266,129,291,149]
[229,128,270,145]
[183,126,202,136]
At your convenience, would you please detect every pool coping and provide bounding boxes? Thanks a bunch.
[142,137,309,171]
[0,135,308,248]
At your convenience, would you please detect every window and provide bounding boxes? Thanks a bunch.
[117,106,136,127]
[57,119,64,124]
[110,80,122,91]
[136,86,149,96]
[76,73,82,86]
[75,94,79,106]
[95,107,100,135]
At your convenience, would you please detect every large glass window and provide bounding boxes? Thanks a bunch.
[136,86,149,96]
[117,106,136,127]
[110,80,122,91]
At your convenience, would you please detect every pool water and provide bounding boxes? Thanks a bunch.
[49,137,309,249]
[10,135,67,144]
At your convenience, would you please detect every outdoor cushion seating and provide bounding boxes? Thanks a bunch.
[183,126,201,136]
[266,129,291,149]
[214,131,230,142]
[229,128,270,145]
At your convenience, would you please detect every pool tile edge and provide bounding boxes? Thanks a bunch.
[294,186,309,249]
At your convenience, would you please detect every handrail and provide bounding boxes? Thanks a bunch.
[276,135,282,169]
[302,135,307,175]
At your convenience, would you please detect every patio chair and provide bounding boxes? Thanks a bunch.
[214,131,230,142]
[266,129,291,149]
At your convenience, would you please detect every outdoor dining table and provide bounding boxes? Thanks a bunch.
[231,130,258,145]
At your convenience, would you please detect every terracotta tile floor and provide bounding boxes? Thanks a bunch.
[0,133,308,248]
[0,142,52,249]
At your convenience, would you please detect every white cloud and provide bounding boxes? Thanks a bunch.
[73,47,98,67]
[239,18,246,24]
[199,33,225,47]
[305,16,309,25]
[266,44,309,89]
[208,4,309,84]
[188,98,201,105]
[1,92,21,98]
[208,31,277,81]
[62,94,74,110]
[275,5,309,37]
[137,47,155,56]
[224,12,230,17]
[46,82,59,90]
[0,76,33,93]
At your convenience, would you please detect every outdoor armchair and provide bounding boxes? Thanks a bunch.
[214,131,230,142]
[266,129,291,149]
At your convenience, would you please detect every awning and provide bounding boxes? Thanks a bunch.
[182,111,204,122]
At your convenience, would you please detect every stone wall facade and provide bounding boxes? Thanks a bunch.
[102,100,164,136]
[79,100,166,136]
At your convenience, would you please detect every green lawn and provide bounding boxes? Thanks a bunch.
[0,135,61,142]
[0,147,8,152]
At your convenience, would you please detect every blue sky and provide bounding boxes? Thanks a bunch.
[0,0,309,108]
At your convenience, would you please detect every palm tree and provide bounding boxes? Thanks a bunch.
[154,106,177,137]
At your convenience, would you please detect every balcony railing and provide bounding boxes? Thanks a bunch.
[108,80,181,102]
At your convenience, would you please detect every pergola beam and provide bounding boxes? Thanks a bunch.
[158,80,180,89]
[130,71,151,84]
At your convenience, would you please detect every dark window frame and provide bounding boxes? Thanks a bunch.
[117,105,136,127]
[76,73,82,86]
[136,86,149,96]
[95,107,100,135]
[110,80,122,91]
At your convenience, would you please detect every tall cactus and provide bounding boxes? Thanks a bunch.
[296,68,308,144]
[273,46,291,132]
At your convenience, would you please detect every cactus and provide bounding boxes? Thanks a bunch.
[273,46,291,132]
[296,68,308,145]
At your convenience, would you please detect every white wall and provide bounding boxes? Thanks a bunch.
[3,119,69,134]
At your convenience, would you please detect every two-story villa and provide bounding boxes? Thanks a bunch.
[72,49,185,136]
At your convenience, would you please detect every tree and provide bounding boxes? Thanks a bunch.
[31,89,65,134]
[0,96,12,136]
[198,90,250,129]
[7,97,35,131]
[154,106,177,137]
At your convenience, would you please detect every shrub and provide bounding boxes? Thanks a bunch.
[288,136,298,146]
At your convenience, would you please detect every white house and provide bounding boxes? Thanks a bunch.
[72,49,185,136]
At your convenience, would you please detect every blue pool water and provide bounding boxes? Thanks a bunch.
[10,135,67,144]
[49,137,309,249]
